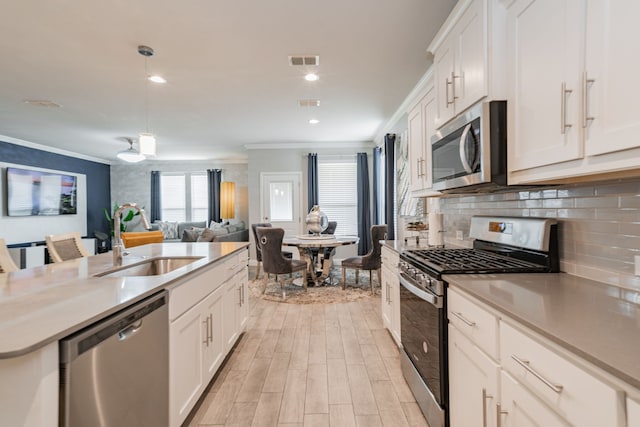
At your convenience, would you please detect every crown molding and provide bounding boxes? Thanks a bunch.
[0,134,111,165]
[244,141,375,151]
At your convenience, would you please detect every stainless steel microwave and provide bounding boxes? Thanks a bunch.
[430,100,507,193]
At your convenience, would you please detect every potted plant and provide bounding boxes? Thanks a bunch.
[103,202,144,236]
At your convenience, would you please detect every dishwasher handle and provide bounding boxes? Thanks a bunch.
[60,291,167,363]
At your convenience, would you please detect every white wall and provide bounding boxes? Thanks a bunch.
[0,163,87,245]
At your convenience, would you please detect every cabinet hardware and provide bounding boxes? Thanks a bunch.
[561,82,573,134]
[496,403,507,427]
[208,314,213,343]
[238,286,242,306]
[582,71,595,128]
[446,77,454,107]
[482,388,493,427]
[416,158,422,178]
[451,71,459,102]
[452,311,476,327]
[202,318,209,346]
[511,355,563,393]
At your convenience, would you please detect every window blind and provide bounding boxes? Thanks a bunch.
[318,159,358,236]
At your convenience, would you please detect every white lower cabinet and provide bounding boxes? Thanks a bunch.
[500,370,568,427]
[223,268,249,352]
[0,341,58,427]
[381,246,400,346]
[448,325,499,427]
[447,286,628,427]
[169,248,249,427]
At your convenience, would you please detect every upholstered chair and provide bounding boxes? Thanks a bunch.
[251,223,292,278]
[341,225,387,294]
[0,239,19,273]
[255,227,307,299]
[45,232,91,263]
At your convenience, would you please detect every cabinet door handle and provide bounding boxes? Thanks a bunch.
[482,388,493,427]
[445,77,453,107]
[208,314,213,343]
[496,403,507,427]
[202,318,209,346]
[561,82,573,134]
[451,311,476,327]
[416,157,422,178]
[582,71,595,128]
[511,355,563,393]
[451,71,459,103]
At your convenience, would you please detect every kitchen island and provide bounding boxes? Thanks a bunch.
[0,241,249,427]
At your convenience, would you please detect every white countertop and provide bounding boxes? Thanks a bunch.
[0,242,249,358]
[444,273,640,389]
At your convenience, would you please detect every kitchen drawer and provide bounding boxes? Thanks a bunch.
[500,321,622,427]
[169,264,224,321]
[448,287,499,359]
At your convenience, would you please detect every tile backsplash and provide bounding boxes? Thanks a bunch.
[436,177,640,291]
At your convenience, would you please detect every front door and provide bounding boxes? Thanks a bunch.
[260,172,302,237]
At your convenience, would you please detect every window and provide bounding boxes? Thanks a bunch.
[160,172,208,222]
[318,157,358,236]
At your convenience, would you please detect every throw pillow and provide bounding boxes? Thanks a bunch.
[181,229,200,242]
[197,227,229,242]
[157,221,179,239]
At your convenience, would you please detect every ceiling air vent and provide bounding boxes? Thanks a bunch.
[298,99,321,108]
[288,55,320,66]
[24,100,62,108]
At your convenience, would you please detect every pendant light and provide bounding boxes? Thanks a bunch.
[117,138,146,163]
[138,45,157,157]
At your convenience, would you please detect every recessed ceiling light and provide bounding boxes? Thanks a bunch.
[148,75,167,84]
[304,73,319,82]
[309,119,320,124]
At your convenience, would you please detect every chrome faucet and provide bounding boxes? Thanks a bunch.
[113,203,151,265]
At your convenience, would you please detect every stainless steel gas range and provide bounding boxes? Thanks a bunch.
[398,216,559,427]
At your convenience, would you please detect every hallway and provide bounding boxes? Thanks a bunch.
[186,284,429,426]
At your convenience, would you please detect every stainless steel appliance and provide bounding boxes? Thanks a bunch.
[431,101,507,193]
[398,216,558,427]
[59,291,169,427]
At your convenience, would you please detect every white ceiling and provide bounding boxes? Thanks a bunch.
[0,0,456,163]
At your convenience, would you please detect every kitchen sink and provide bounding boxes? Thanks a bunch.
[96,256,204,278]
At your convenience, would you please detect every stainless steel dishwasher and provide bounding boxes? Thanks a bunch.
[59,291,169,427]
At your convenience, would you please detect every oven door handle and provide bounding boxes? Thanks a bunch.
[398,273,443,308]
[459,123,474,174]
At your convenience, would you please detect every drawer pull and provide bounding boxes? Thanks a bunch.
[452,311,476,327]
[511,355,564,393]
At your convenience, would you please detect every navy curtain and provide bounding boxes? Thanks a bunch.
[372,147,382,225]
[357,152,371,255]
[150,171,161,222]
[384,134,396,240]
[307,153,319,213]
[207,169,222,224]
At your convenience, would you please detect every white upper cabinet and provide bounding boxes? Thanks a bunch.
[430,0,493,128]
[584,0,640,157]
[507,0,640,183]
[408,80,437,194]
[507,0,583,171]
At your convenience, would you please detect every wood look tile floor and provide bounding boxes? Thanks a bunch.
[186,272,429,427]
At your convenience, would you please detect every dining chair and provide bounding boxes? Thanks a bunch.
[0,239,19,273]
[255,226,307,299]
[341,225,387,294]
[251,223,292,279]
[45,232,91,263]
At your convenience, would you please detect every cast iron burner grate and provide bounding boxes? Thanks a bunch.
[404,248,548,274]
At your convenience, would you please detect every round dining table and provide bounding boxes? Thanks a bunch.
[282,235,359,286]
